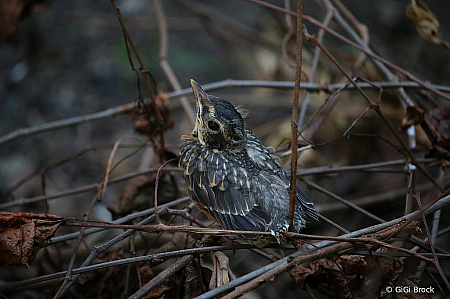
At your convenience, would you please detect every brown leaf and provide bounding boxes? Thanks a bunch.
[131,92,174,139]
[391,220,421,241]
[0,211,63,267]
[401,106,450,161]
[401,106,424,129]
[289,258,353,299]
[339,255,367,275]
[0,0,53,46]
[406,0,442,43]
[209,251,232,290]
[290,252,406,299]
[288,263,313,289]
[424,107,450,148]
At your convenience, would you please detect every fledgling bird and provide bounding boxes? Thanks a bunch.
[179,80,317,247]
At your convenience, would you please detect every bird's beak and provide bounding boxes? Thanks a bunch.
[190,79,210,125]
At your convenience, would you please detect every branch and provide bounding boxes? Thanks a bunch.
[1,81,448,147]
[289,0,304,231]
[195,193,450,299]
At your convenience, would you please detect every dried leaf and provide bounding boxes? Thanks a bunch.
[209,251,232,290]
[401,106,424,129]
[402,106,450,161]
[406,0,450,52]
[339,255,367,275]
[391,221,421,240]
[131,92,174,138]
[0,211,63,267]
[290,251,406,299]
[0,0,53,46]
[406,0,441,43]
[418,107,450,161]
[290,258,352,299]
[424,107,450,148]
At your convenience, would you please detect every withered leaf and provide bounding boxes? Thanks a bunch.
[131,92,174,138]
[290,253,405,299]
[406,0,441,43]
[424,107,450,148]
[403,106,450,162]
[290,258,352,299]
[209,251,232,290]
[401,106,424,129]
[406,0,450,52]
[0,211,63,267]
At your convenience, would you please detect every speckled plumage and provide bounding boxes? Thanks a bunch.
[179,80,317,247]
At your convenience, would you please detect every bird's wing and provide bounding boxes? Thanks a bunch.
[181,139,271,232]
[245,130,317,220]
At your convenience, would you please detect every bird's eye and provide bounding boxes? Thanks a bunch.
[207,120,220,131]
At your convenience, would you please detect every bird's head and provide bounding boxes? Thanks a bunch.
[190,79,246,152]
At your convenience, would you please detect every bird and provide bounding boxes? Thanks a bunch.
[179,80,317,247]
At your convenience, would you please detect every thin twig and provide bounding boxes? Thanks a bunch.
[103,137,144,197]
[195,194,450,298]
[0,81,448,148]
[0,167,183,210]
[128,254,194,299]
[281,0,296,68]
[52,191,102,298]
[298,8,334,131]
[49,196,190,245]
[4,143,150,197]
[304,179,385,223]
[55,209,162,295]
[245,0,450,102]
[303,31,444,193]
[154,158,178,223]
[0,244,254,292]
[109,0,166,157]
[288,0,303,231]
[414,193,450,291]
[152,0,195,125]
